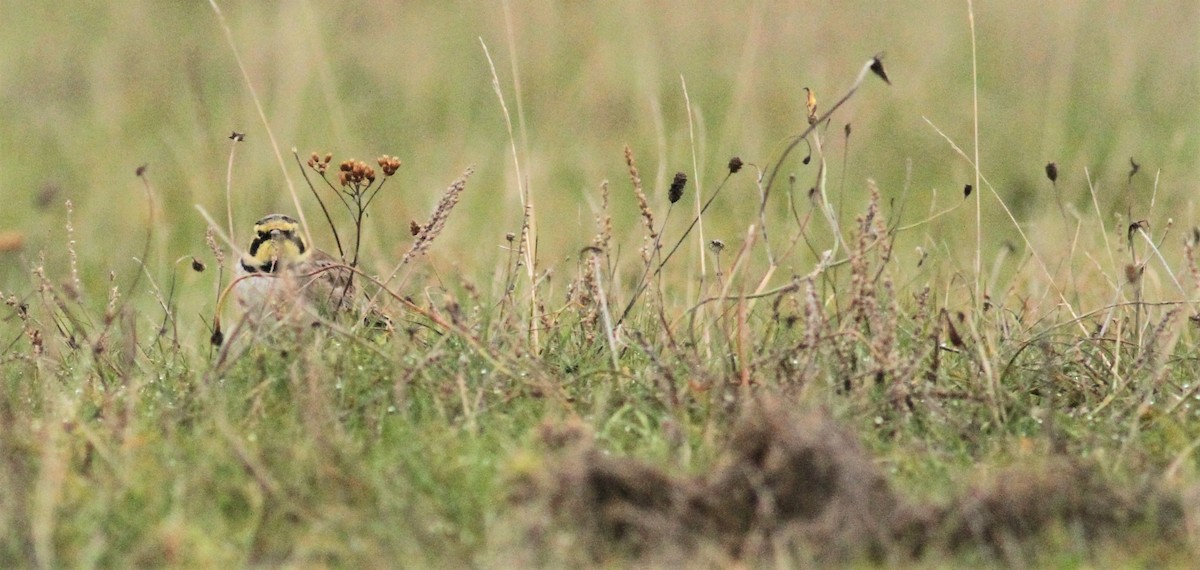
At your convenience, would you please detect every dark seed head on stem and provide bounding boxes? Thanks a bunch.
[869,53,891,85]
[668,172,687,203]
[1045,162,1058,183]
[728,156,743,174]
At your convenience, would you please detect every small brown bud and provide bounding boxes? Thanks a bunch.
[1125,264,1143,285]
[869,53,891,85]
[410,221,422,236]
[963,184,973,198]
[191,257,205,272]
[728,156,743,174]
[1045,162,1058,183]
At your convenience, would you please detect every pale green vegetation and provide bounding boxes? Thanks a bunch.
[2,1,1200,567]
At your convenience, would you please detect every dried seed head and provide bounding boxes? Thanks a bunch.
[205,227,224,266]
[963,184,973,198]
[728,156,744,174]
[1045,162,1058,183]
[410,220,422,236]
[191,257,205,272]
[804,87,818,125]
[309,151,332,173]
[340,160,354,172]
[337,171,349,187]
[709,239,725,254]
[377,155,402,176]
[668,171,687,204]
[228,131,245,141]
[1127,220,1149,243]
[869,53,891,85]
[505,232,515,242]
[1125,263,1143,285]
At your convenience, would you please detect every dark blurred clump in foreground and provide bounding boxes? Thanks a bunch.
[496,396,1191,566]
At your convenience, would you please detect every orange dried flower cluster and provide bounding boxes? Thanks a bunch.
[377,155,402,177]
[338,159,376,187]
[307,151,333,174]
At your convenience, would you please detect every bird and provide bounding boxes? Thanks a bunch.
[211,213,390,346]
[233,213,354,317]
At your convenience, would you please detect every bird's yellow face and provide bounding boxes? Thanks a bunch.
[240,214,311,274]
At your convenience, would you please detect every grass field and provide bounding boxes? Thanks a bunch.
[3,1,1200,566]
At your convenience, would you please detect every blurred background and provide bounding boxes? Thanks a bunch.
[1,1,1197,327]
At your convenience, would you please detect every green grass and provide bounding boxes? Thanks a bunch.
[3,1,1200,567]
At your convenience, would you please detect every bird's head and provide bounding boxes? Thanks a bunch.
[241,213,310,273]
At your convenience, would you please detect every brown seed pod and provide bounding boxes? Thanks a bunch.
[728,156,744,174]
[668,172,687,204]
